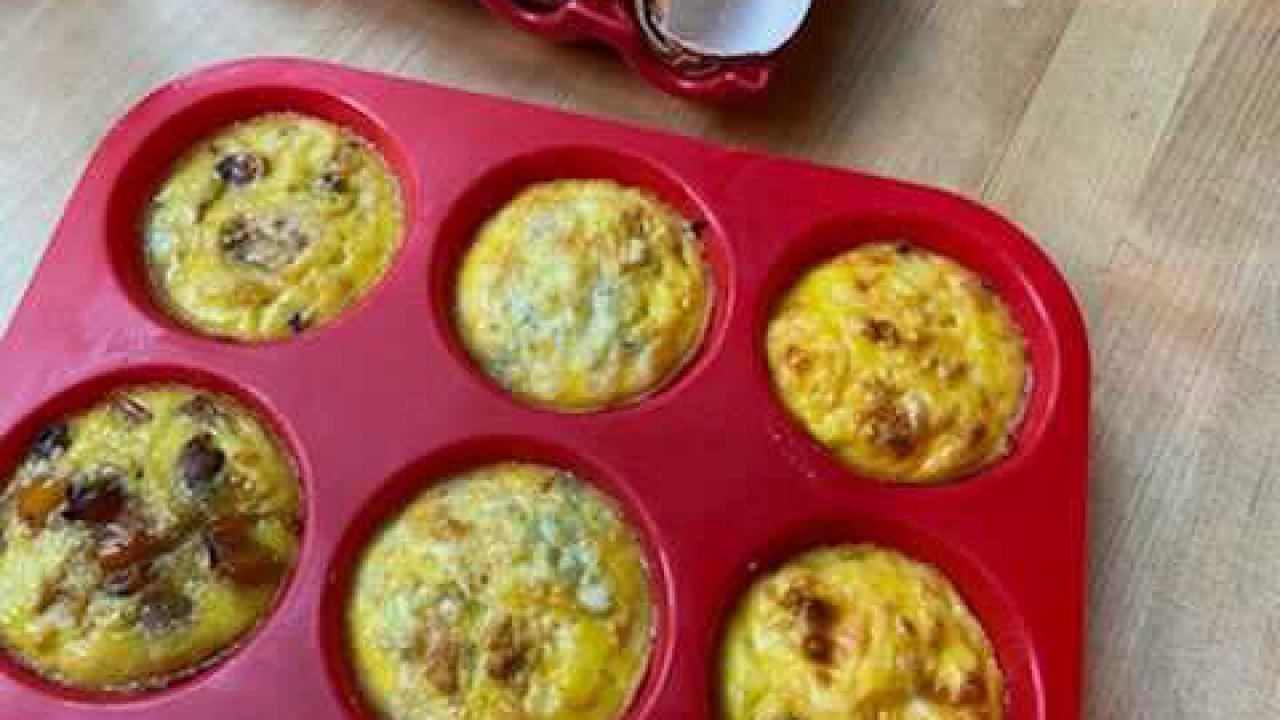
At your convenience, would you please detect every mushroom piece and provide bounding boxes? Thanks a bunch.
[178,395,229,427]
[219,213,310,271]
[28,421,71,461]
[214,151,268,186]
[138,585,193,634]
[62,471,126,524]
[110,394,154,426]
[178,433,226,501]
[102,564,149,596]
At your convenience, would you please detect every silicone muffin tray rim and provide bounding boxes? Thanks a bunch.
[475,0,779,102]
[0,58,1089,720]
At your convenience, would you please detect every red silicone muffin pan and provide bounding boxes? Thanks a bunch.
[476,0,778,102]
[0,59,1089,719]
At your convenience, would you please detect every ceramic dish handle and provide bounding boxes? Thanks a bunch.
[476,0,625,42]
[564,0,635,42]
[476,0,778,103]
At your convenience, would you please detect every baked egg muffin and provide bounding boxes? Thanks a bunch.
[0,385,300,690]
[721,545,1004,720]
[347,462,652,720]
[144,112,404,341]
[455,179,711,411]
[767,243,1027,483]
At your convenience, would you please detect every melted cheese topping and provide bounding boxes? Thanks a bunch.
[144,113,404,341]
[721,545,1004,720]
[455,180,711,411]
[347,462,652,720]
[0,385,300,690]
[767,244,1027,483]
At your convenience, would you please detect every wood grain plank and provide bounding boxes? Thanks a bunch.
[981,0,1220,314]
[1097,1,1280,715]
[695,0,1081,190]
[985,0,1280,716]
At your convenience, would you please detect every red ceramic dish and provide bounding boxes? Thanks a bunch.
[0,59,1089,719]
[475,0,778,102]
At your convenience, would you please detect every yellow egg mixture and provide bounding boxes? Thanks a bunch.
[347,462,652,720]
[767,243,1027,483]
[456,180,711,411]
[721,545,1004,720]
[0,385,300,690]
[144,113,404,341]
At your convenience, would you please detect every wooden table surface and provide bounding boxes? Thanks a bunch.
[1,1,1277,717]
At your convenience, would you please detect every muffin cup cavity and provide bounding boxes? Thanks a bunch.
[105,86,419,344]
[319,436,673,720]
[711,513,1041,720]
[431,146,732,415]
[755,214,1060,487]
[0,364,309,704]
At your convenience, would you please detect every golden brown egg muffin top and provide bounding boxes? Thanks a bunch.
[0,385,300,691]
[721,545,1004,720]
[455,179,711,411]
[347,462,653,720]
[767,243,1027,483]
[144,112,404,341]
